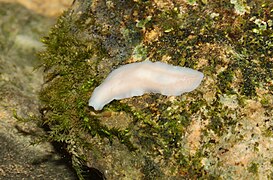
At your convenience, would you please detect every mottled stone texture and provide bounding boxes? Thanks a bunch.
[39,0,273,179]
[0,2,77,179]
[0,0,73,17]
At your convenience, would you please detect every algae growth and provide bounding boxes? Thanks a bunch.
[39,0,272,179]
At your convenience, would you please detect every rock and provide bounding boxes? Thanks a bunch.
[0,0,73,17]
[0,2,77,179]
[39,0,273,179]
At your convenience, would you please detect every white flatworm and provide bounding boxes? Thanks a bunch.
[89,60,204,110]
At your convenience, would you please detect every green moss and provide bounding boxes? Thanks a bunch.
[248,162,259,174]
[141,157,163,179]
[132,44,148,60]
[262,125,273,137]
[230,0,250,15]
[187,0,197,5]
[39,10,136,177]
[217,70,234,94]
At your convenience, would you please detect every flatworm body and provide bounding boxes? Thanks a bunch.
[89,60,204,110]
